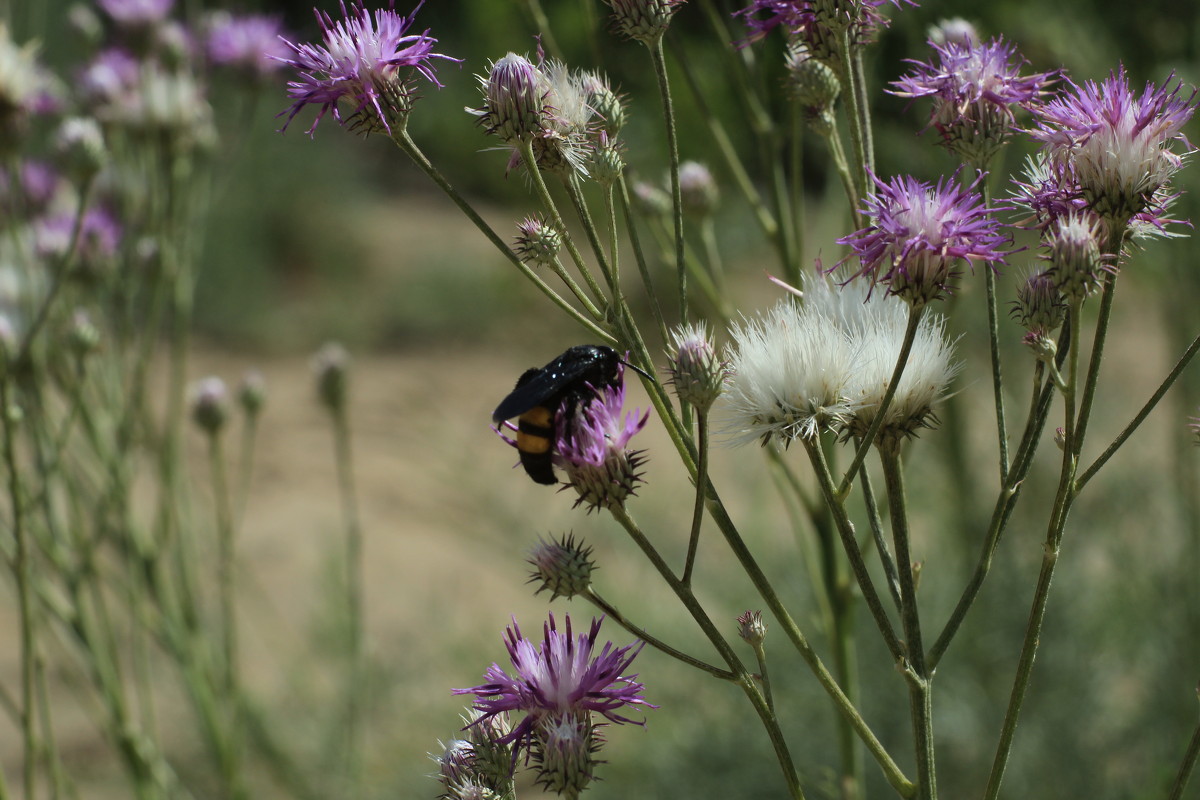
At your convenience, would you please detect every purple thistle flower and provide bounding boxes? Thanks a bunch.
[78,48,141,107]
[555,374,649,512]
[35,207,122,270]
[838,171,1010,307]
[738,0,913,63]
[891,36,1056,166]
[97,0,174,27]
[275,0,458,135]
[1027,67,1198,229]
[206,12,291,78]
[453,614,653,764]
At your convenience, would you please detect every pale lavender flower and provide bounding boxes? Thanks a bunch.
[927,17,977,48]
[34,207,122,269]
[276,0,457,135]
[891,36,1056,165]
[78,48,141,106]
[97,0,174,27]
[1027,67,1198,228]
[555,374,649,511]
[206,12,291,78]
[453,615,651,763]
[189,376,229,435]
[838,171,1010,307]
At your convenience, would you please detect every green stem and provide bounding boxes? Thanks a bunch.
[617,177,670,348]
[389,129,612,342]
[837,305,925,499]
[332,404,364,800]
[607,506,804,800]
[648,36,687,321]
[681,411,709,585]
[879,445,936,800]
[583,588,733,679]
[804,437,904,661]
[1077,329,1200,491]
[1,377,37,800]
[982,301,1084,800]
[984,266,1010,484]
[837,32,868,200]
[1167,697,1200,800]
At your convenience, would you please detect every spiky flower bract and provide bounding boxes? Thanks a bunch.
[276,0,456,135]
[891,36,1056,166]
[528,534,595,600]
[453,614,651,766]
[604,0,685,45]
[1027,67,1197,230]
[667,322,727,412]
[556,375,649,512]
[838,171,1010,307]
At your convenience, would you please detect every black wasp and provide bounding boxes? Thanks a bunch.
[492,345,623,485]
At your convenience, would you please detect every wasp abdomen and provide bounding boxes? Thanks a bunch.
[517,406,557,484]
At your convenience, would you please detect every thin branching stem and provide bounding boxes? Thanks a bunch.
[582,588,733,679]
[648,36,687,321]
[1167,696,1200,800]
[681,411,709,585]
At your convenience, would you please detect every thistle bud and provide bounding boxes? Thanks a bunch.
[55,117,107,186]
[533,713,598,797]
[1010,270,1066,337]
[678,160,718,218]
[589,133,624,187]
[189,376,229,435]
[1053,426,1067,450]
[464,710,513,792]
[312,342,349,413]
[528,534,595,600]
[514,215,562,267]
[604,0,683,46]
[67,309,101,357]
[631,180,671,218]
[477,53,546,143]
[736,610,767,646]
[928,17,978,47]
[238,369,266,417]
[667,323,726,412]
[579,70,624,139]
[1044,211,1104,300]
[787,46,840,135]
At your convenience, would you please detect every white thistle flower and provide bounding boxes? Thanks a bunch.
[721,300,854,446]
[843,305,959,445]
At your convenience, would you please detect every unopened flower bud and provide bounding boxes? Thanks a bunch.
[55,117,107,185]
[189,376,228,435]
[1022,330,1057,363]
[678,160,718,217]
[631,180,671,218]
[604,0,683,45]
[312,342,349,413]
[589,135,624,187]
[928,17,978,47]
[67,309,101,357]
[528,533,595,599]
[1053,426,1067,450]
[434,738,475,789]
[667,322,726,412]
[579,71,624,138]
[477,53,545,143]
[463,709,512,791]
[238,369,266,417]
[736,610,767,646]
[787,46,841,112]
[1045,212,1104,299]
[1010,270,1066,336]
[514,215,562,267]
[534,714,597,797]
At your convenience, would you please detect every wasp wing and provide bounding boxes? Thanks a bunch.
[491,347,612,423]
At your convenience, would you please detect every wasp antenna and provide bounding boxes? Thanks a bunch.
[620,358,654,381]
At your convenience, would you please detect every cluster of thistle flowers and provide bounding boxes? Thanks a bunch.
[435,613,653,800]
[0,0,291,351]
